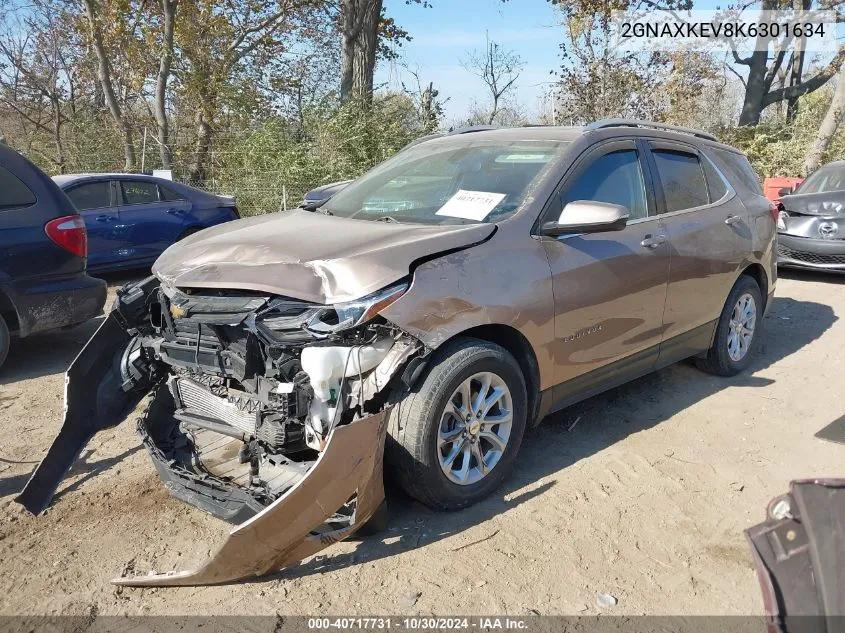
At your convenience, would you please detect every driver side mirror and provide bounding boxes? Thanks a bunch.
[541,200,630,237]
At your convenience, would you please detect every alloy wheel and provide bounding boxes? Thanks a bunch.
[727,292,757,362]
[437,371,513,485]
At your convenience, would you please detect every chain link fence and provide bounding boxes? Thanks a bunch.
[9,97,423,216]
[136,128,319,216]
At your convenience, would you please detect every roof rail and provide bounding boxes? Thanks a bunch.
[446,124,498,135]
[586,118,718,142]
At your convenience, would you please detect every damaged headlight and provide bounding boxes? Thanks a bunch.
[333,280,409,328]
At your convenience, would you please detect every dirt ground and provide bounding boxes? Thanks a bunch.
[0,269,842,616]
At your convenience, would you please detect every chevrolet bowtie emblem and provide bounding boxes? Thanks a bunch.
[170,304,187,319]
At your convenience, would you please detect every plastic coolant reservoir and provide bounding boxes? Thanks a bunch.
[300,337,394,403]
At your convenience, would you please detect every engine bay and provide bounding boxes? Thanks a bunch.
[116,276,423,522]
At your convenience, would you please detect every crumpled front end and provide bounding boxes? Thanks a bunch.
[777,193,845,271]
[17,275,424,586]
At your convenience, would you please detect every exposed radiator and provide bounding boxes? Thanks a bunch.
[175,377,257,437]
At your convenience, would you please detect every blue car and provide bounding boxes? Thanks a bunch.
[52,174,240,274]
[0,143,106,370]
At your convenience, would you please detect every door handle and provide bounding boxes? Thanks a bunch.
[95,215,111,222]
[725,214,742,226]
[641,234,667,249]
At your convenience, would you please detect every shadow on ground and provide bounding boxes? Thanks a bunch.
[0,316,104,384]
[0,445,142,499]
[778,267,845,285]
[0,269,148,384]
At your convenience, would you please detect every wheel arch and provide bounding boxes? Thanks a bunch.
[0,287,20,335]
[739,263,769,312]
[442,324,542,427]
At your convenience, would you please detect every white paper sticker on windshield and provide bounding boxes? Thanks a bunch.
[435,190,506,221]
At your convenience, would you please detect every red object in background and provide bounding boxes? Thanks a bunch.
[763,176,804,205]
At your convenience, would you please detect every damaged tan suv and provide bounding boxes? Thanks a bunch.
[18,120,776,586]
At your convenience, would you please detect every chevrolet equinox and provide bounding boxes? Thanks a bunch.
[19,119,776,586]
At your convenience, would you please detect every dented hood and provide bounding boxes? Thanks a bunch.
[780,190,845,216]
[152,209,495,304]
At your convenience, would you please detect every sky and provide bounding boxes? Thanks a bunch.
[375,0,822,126]
[375,0,564,125]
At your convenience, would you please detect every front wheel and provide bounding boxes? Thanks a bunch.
[386,337,528,510]
[696,275,762,376]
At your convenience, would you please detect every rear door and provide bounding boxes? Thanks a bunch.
[64,180,121,270]
[540,139,671,395]
[642,139,751,364]
[118,179,191,262]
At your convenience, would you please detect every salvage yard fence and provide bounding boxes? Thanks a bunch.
[7,96,430,216]
[13,116,413,217]
[133,127,330,217]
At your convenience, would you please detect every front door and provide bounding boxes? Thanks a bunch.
[540,139,670,396]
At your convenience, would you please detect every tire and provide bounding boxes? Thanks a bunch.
[386,337,528,511]
[0,314,8,370]
[695,275,763,377]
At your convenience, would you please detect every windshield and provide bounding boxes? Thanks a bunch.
[796,164,845,194]
[322,139,566,225]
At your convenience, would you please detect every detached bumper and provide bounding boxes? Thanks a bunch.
[777,233,845,272]
[3,273,106,337]
[115,407,390,587]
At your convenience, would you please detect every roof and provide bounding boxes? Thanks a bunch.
[427,126,585,144]
[416,122,728,148]
[52,173,171,186]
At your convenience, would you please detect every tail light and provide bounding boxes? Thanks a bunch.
[45,215,87,258]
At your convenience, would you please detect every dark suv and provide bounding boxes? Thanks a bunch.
[0,142,106,369]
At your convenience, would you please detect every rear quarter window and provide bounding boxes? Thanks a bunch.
[702,155,729,201]
[0,165,37,211]
[159,185,186,201]
[711,148,763,195]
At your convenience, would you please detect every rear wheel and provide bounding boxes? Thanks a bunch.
[386,337,527,510]
[0,314,8,370]
[696,275,762,376]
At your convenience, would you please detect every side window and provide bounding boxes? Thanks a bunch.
[711,148,763,195]
[0,165,37,211]
[159,185,185,201]
[66,181,111,211]
[701,155,728,202]
[652,150,709,213]
[121,180,159,205]
[560,149,648,220]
